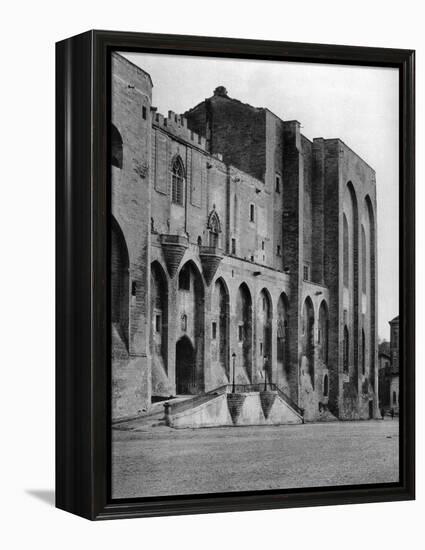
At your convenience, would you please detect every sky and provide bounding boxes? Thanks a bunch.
[121,52,399,341]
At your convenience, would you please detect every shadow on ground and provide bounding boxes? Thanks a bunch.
[26,489,55,507]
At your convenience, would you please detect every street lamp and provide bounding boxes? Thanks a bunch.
[232,352,236,393]
[263,355,268,391]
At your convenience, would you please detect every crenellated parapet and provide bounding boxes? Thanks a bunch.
[152,109,207,151]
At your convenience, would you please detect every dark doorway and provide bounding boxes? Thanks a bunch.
[176,336,196,394]
[369,400,374,419]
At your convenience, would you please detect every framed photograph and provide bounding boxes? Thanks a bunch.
[56,30,415,520]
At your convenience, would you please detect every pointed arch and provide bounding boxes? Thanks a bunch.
[277,292,290,377]
[318,300,329,364]
[150,261,168,370]
[302,296,315,387]
[111,216,129,346]
[212,277,230,376]
[236,283,253,381]
[171,154,185,205]
[365,194,376,390]
[176,260,205,393]
[258,289,273,381]
[343,182,359,379]
[207,209,222,247]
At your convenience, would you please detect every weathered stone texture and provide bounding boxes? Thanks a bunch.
[111,53,378,423]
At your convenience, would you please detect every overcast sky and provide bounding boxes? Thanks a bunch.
[122,52,399,341]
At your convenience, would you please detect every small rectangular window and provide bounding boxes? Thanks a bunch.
[275,175,281,193]
[261,241,265,250]
[155,314,161,333]
[303,265,309,281]
[250,204,255,222]
[142,106,147,120]
[250,255,254,262]
[277,245,281,256]
[238,325,244,342]
[231,238,236,255]
[260,342,263,355]
[131,281,137,296]
[212,322,217,340]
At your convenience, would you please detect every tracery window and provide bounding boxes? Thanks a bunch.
[171,156,185,205]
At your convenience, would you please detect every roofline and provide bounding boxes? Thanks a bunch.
[112,51,154,88]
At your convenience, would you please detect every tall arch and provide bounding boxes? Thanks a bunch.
[176,260,205,393]
[111,217,129,347]
[365,195,376,390]
[276,292,290,379]
[150,261,168,372]
[318,300,329,364]
[111,124,123,169]
[258,289,273,382]
[343,214,349,288]
[212,278,230,376]
[171,155,185,205]
[236,283,253,381]
[343,182,359,379]
[302,297,315,387]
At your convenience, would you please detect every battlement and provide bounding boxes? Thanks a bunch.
[152,108,207,151]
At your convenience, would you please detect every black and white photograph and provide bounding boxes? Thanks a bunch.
[110,51,401,499]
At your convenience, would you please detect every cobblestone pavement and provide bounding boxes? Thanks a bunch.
[112,418,399,499]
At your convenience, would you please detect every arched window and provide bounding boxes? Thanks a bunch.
[207,210,221,248]
[111,124,123,169]
[171,156,185,205]
[343,325,349,372]
[323,374,329,397]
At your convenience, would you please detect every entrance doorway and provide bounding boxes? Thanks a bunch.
[176,336,197,394]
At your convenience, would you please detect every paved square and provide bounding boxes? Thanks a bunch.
[112,419,399,499]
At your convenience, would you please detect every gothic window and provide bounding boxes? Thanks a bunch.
[171,156,185,205]
[207,210,221,248]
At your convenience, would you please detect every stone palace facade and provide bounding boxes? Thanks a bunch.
[111,52,378,422]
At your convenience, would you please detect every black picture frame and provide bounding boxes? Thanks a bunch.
[56,30,415,520]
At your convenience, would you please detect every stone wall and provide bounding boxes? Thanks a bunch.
[110,53,378,423]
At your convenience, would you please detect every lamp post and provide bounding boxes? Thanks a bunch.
[232,352,236,393]
[263,355,268,391]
